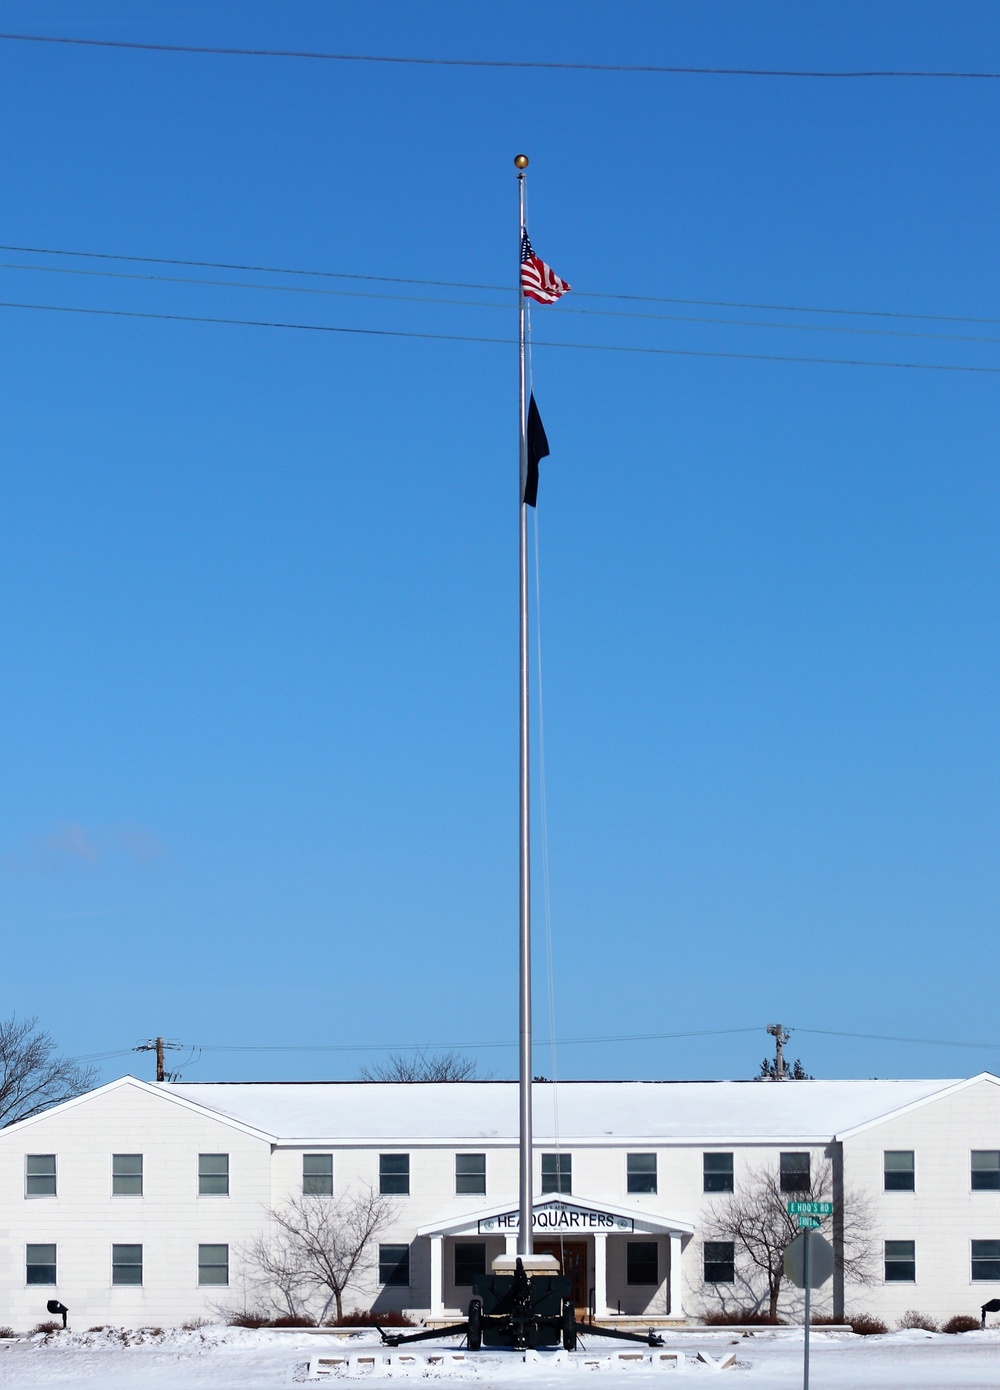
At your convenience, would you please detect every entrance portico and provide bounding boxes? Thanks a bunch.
[417,1195,693,1325]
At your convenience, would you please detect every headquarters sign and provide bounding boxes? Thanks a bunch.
[479,1201,634,1234]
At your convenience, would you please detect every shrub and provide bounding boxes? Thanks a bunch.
[269,1314,316,1328]
[181,1319,208,1331]
[847,1313,888,1336]
[701,1310,785,1326]
[331,1309,416,1328]
[31,1322,62,1336]
[0,1328,15,1339]
[942,1315,980,1334]
[227,1312,271,1329]
[87,1326,108,1333]
[898,1310,938,1332]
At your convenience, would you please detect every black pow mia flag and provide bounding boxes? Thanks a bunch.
[522,393,550,507]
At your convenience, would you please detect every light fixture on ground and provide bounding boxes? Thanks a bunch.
[46,1300,68,1329]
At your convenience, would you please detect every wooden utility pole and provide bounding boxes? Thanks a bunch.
[135,1037,181,1082]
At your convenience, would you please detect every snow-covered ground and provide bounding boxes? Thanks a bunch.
[0,1325,998,1389]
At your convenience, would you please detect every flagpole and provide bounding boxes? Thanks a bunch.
[515,152,533,1259]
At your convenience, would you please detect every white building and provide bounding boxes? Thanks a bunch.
[1,1073,999,1330]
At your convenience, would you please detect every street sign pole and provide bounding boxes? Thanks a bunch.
[782,1207,834,1390]
[802,1225,811,1390]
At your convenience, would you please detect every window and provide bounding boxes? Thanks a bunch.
[541,1153,572,1194]
[25,1154,57,1197]
[779,1152,810,1194]
[454,1242,487,1286]
[199,1153,229,1196]
[379,1243,410,1286]
[972,1151,1000,1191]
[198,1244,230,1286]
[112,1243,143,1286]
[703,1241,735,1284]
[626,1241,659,1285]
[456,1153,486,1195]
[884,1240,915,1282]
[113,1153,143,1196]
[627,1153,657,1194]
[972,1240,1000,1281]
[703,1153,734,1194]
[303,1154,333,1196]
[26,1244,56,1286]
[379,1154,410,1195]
[883,1151,915,1192]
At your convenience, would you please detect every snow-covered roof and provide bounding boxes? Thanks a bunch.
[158,1078,974,1145]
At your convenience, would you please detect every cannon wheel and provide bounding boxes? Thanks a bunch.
[562,1299,577,1351]
[467,1298,483,1350]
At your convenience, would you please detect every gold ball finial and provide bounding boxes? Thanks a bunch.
[514,154,529,170]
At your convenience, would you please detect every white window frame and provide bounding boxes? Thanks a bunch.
[302,1153,334,1196]
[971,1238,1000,1282]
[112,1153,143,1197]
[198,1243,230,1287]
[540,1152,572,1195]
[111,1243,144,1287]
[25,1242,57,1287]
[455,1152,486,1196]
[198,1153,230,1196]
[626,1152,657,1195]
[971,1150,1000,1192]
[25,1153,57,1198]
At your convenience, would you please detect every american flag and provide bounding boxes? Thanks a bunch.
[520,229,571,304]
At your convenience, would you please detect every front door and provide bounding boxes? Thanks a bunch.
[535,1240,588,1312]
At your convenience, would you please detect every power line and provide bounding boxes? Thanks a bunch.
[0,242,507,291]
[74,1024,1000,1068]
[4,243,1000,326]
[79,1024,1000,1058]
[3,298,998,374]
[191,1027,761,1054]
[2,31,1000,79]
[73,1048,141,1063]
[3,259,999,346]
[793,1027,1000,1052]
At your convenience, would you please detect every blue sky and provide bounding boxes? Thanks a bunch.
[2,2,1000,1085]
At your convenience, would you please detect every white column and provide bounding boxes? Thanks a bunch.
[430,1236,444,1319]
[505,1233,518,1256]
[668,1234,683,1319]
[592,1232,608,1319]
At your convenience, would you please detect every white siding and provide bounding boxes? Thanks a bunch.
[843,1076,1000,1323]
[0,1082,271,1329]
[2,1074,998,1329]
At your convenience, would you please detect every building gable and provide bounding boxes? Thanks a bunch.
[0,1075,277,1143]
[835,1073,1000,1141]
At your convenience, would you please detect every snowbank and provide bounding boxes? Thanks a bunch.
[0,1323,998,1388]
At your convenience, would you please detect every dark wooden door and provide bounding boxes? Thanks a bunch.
[535,1240,588,1311]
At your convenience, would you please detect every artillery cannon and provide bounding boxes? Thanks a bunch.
[378,1257,664,1352]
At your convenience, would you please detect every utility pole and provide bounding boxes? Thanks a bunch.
[135,1037,181,1082]
[767,1024,790,1081]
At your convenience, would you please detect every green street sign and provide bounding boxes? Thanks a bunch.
[798,1215,821,1229]
[787,1201,833,1215]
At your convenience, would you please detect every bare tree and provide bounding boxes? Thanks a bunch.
[359,1049,486,1082]
[0,1016,98,1127]
[241,1222,312,1319]
[242,1187,396,1324]
[704,1159,876,1320]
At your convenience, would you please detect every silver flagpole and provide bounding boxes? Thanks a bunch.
[515,152,533,1258]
